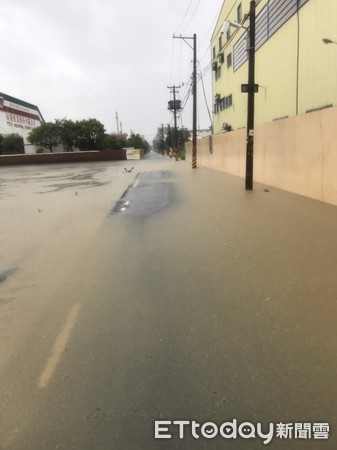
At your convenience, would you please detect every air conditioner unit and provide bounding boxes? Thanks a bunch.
[222,123,232,132]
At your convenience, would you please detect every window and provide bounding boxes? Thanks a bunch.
[215,66,222,81]
[226,94,233,108]
[218,95,233,112]
[237,3,242,23]
[233,0,307,72]
[212,46,216,60]
[227,53,232,68]
[226,28,231,42]
[219,34,222,51]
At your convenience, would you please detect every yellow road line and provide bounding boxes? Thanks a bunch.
[38,303,81,388]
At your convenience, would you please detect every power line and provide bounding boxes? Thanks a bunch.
[176,0,194,33]
[182,0,202,32]
[168,37,175,84]
[197,2,225,59]
[198,61,212,127]
[169,0,265,135]
[212,0,241,43]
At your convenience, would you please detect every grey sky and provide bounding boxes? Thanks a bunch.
[0,0,223,142]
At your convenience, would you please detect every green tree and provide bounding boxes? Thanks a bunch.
[127,133,150,152]
[75,119,105,150]
[153,128,166,153]
[56,118,80,151]
[28,122,61,152]
[177,127,191,148]
[0,134,25,154]
[103,133,128,150]
[165,127,191,150]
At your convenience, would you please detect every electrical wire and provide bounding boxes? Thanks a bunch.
[168,37,175,84]
[197,2,225,60]
[182,0,202,32]
[198,61,213,126]
[176,0,194,33]
[168,0,266,131]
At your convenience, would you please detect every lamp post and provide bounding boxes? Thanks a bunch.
[222,0,256,190]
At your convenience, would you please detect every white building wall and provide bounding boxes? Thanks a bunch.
[0,94,44,154]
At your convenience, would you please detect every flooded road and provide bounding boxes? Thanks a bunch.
[0,161,132,268]
[0,158,154,373]
[1,154,337,449]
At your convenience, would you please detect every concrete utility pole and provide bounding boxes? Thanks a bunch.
[167,85,181,151]
[192,33,197,169]
[245,1,256,190]
[224,2,257,190]
[173,34,197,168]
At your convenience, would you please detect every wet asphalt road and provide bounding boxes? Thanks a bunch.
[0,153,337,449]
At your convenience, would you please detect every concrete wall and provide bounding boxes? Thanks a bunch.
[186,106,337,206]
[125,148,144,160]
[0,149,126,166]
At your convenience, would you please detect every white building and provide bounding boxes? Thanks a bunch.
[0,92,44,154]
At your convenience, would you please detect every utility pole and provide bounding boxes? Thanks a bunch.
[115,112,119,134]
[173,34,197,168]
[167,85,179,150]
[167,85,181,151]
[245,1,256,190]
[192,33,197,169]
[161,123,165,155]
[167,124,172,148]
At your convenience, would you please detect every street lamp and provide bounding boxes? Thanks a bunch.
[222,20,248,33]
[222,0,256,190]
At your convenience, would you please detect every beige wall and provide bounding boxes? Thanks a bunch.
[186,107,337,206]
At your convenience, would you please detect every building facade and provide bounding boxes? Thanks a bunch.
[211,0,337,134]
[0,92,44,153]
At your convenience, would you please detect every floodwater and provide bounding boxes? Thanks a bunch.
[0,154,182,372]
[1,156,337,449]
[0,160,144,370]
[0,161,134,270]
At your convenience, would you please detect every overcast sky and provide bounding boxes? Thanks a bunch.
[0,0,224,142]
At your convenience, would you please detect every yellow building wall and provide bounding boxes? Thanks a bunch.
[212,0,337,134]
[298,0,337,114]
[254,15,298,123]
[212,0,253,131]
